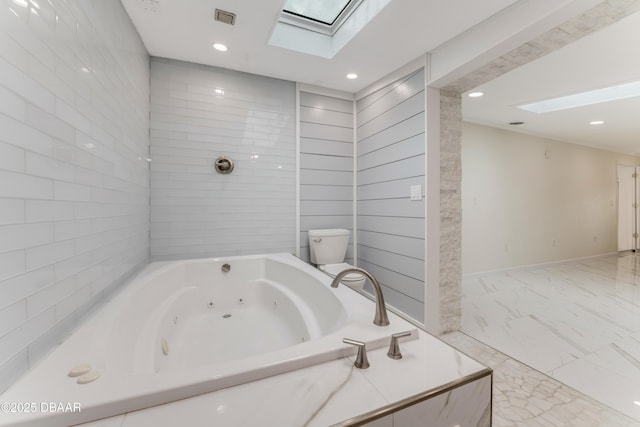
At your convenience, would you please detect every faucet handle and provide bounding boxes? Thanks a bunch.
[387,331,412,360]
[343,338,370,369]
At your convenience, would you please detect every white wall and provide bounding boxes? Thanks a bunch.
[149,58,296,260]
[462,122,639,274]
[0,0,149,391]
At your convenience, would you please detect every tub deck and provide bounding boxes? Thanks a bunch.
[72,329,492,427]
[0,253,423,427]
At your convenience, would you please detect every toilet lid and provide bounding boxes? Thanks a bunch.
[321,263,365,282]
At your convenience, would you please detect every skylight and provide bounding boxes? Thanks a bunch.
[518,81,640,114]
[269,0,389,59]
[283,0,352,26]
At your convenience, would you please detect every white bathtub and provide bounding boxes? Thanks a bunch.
[0,253,418,427]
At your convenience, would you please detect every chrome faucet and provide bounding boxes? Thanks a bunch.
[330,268,390,326]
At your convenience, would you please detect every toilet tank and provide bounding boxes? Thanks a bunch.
[308,229,349,265]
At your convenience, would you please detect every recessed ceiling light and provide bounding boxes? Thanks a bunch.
[590,120,605,125]
[11,0,28,7]
[213,43,228,52]
[634,401,640,407]
[346,73,358,80]
[468,91,484,98]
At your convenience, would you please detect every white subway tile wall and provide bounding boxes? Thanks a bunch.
[0,0,149,391]
[299,92,354,263]
[356,69,426,322]
[149,58,296,261]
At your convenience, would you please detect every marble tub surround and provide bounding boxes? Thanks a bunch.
[442,331,640,427]
[74,329,491,427]
[461,253,640,421]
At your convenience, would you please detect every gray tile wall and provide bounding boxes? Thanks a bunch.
[0,0,149,391]
[439,90,462,332]
[299,92,354,263]
[356,69,426,322]
[149,58,296,261]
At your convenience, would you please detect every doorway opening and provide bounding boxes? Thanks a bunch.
[617,163,640,252]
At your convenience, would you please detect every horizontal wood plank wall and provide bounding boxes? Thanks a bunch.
[299,92,354,263]
[356,69,426,322]
[150,58,296,261]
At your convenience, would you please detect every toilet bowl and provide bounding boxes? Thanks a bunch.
[308,229,366,290]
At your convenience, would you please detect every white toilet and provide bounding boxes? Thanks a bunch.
[308,229,366,290]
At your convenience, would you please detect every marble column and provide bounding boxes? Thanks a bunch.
[439,90,463,333]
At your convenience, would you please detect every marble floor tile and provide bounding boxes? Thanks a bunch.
[468,314,585,372]
[460,253,640,422]
[441,332,640,427]
[552,334,640,421]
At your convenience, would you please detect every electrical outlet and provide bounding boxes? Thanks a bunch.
[410,185,422,201]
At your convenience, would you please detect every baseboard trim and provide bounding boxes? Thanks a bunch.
[462,251,619,278]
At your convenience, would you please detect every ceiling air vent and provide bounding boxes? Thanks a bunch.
[215,9,236,25]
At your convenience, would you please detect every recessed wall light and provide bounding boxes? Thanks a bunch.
[468,91,484,98]
[213,43,228,52]
[346,73,358,80]
[590,120,605,125]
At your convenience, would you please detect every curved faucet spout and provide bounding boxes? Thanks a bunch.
[330,268,390,326]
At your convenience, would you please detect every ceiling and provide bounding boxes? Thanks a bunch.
[121,0,640,155]
[120,0,519,92]
[462,10,640,156]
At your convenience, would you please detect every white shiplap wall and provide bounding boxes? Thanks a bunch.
[299,92,354,263]
[356,69,426,322]
[150,58,296,261]
[0,0,149,391]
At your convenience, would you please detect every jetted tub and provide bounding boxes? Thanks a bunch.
[0,253,418,427]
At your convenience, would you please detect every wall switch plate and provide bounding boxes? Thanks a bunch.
[410,185,422,201]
